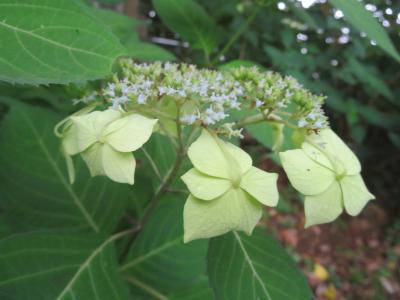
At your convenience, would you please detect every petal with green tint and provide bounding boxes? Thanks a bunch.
[102,144,136,185]
[188,130,251,179]
[105,114,157,152]
[181,168,231,200]
[183,189,262,243]
[240,167,279,207]
[81,143,105,177]
[224,142,252,174]
[341,174,375,216]
[304,182,343,228]
[304,129,361,175]
[71,109,121,152]
[301,142,335,172]
[279,149,335,195]
[61,123,80,156]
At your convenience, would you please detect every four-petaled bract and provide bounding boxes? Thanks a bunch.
[279,129,375,227]
[62,109,157,185]
[181,130,279,242]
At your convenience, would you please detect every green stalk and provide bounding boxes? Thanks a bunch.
[235,113,298,129]
[212,7,261,65]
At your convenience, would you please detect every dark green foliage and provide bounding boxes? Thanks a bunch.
[208,229,312,300]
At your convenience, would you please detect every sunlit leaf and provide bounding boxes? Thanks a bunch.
[0,0,125,84]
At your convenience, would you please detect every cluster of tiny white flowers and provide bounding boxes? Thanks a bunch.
[297,105,328,129]
[109,62,247,126]
[104,77,156,109]
[71,60,329,133]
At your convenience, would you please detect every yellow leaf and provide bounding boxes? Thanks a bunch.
[323,283,337,300]
[314,263,329,281]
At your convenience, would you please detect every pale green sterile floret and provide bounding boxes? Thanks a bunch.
[61,109,157,185]
[181,129,279,243]
[279,128,375,228]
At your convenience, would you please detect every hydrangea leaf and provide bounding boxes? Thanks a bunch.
[102,143,135,185]
[279,149,335,195]
[240,167,279,206]
[81,143,105,177]
[183,189,262,243]
[304,182,343,227]
[188,130,251,179]
[71,109,121,152]
[181,168,231,201]
[105,114,157,152]
[341,174,375,216]
[305,129,361,175]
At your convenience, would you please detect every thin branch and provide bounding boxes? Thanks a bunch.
[211,7,260,65]
[140,149,185,226]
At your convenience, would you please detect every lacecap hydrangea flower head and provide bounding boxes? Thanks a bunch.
[56,61,375,243]
[279,129,375,227]
[181,129,279,242]
[62,109,157,185]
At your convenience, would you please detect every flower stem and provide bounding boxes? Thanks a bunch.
[211,7,260,65]
[140,148,185,226]
[235,112,298,129]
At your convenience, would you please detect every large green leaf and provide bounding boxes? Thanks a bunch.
[329,0,400,63]
[0,103,130,234]
[169,276,213,300]
[92,7,140,43]
[120,196,208,298]
[152,0,221,55]
[0,0,124,84]
[0,231,129,300]
[207,229,312,300]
